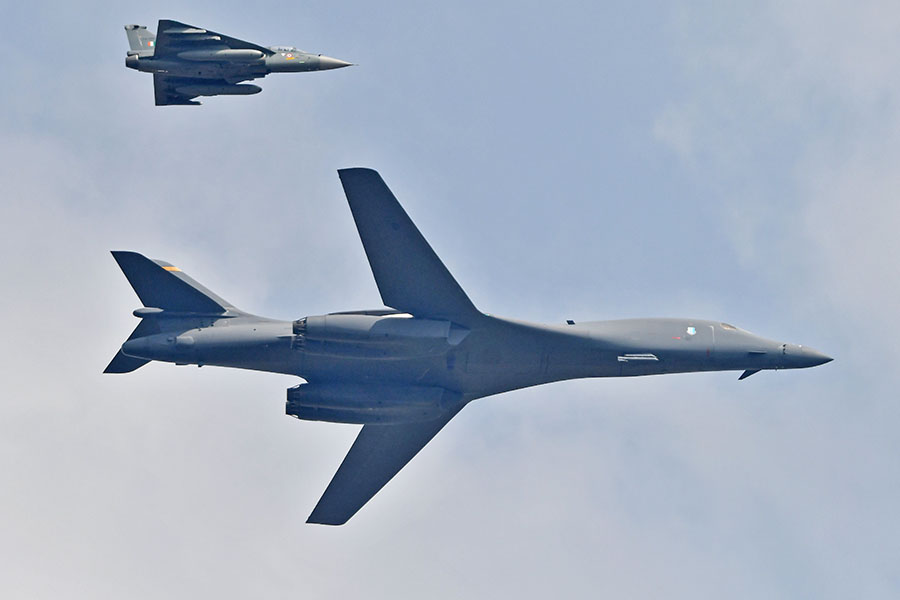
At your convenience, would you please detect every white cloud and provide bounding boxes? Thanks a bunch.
[653,104,696,163]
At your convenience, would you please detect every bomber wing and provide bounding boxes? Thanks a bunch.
[338,168,481,325]
[308,402,464,525]
[152,19,275,59]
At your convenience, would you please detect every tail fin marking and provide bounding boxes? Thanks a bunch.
[110,251,233,314]
[125,24,156,56]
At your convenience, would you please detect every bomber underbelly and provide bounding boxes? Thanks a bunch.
[298,352,457,386]
[292,313,470,387]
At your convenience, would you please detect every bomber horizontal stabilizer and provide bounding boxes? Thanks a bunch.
[103,317,160,373]
[104,350,150,373]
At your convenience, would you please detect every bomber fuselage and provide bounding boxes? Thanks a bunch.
[120,311,832,401]
[105,164,834,523]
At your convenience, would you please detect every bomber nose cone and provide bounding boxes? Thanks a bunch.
[801,346,833,367]
[786,344,833,368]
[317,55,354,70]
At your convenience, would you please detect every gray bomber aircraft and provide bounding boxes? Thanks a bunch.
[105,168,832,525]
[124,20,352,105]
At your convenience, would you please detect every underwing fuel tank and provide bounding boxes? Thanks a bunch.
[174,84,262,97]
[291,314,469,360]
[286,383,459,424]
[177,49,265,61]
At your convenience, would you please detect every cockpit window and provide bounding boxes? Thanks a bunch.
[721,323,737,330]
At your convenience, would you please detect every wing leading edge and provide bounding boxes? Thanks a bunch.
[338,168,481,324]
[152,19,274,58]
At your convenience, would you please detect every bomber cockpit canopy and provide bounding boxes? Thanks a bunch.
[720,322,755,334]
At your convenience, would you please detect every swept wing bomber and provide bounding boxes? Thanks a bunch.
[105,169,832,524]
[124,20,352,105]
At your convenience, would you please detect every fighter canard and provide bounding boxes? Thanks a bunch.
[124,20,352,105]
[105,169,832,525]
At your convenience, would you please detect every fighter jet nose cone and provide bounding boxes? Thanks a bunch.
[317,55,354,70]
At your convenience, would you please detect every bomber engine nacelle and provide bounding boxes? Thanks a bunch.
[291,313,469,360]
[286,383,460,424]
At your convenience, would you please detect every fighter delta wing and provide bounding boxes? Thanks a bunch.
[124,20,353,105]
[152,19,274,58]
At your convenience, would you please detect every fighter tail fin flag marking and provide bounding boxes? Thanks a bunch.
[124,24,155,55]
[106,168,832,525]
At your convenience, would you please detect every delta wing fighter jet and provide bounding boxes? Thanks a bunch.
[105,169,832,524]
[124,20,352,105]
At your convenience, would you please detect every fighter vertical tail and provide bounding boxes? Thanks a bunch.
[125,24,156,56]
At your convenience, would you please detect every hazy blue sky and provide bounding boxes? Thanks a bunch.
[1,2,898,598]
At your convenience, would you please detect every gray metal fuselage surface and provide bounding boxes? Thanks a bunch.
[106,168,832,524]
[122,313,830,399]
[124,20,352,105]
